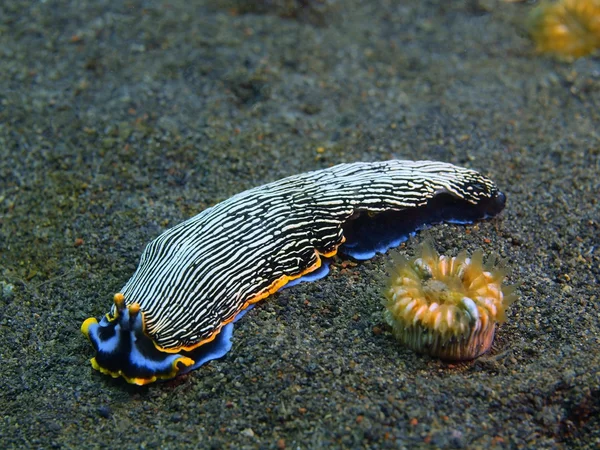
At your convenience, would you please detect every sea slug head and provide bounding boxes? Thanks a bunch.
[383,242,518,360]
[81,293,195,385]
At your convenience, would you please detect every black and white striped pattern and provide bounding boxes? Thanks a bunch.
[118,160,500,350]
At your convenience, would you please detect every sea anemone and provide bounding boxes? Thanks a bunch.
[383,242,517,361]
[528,0,600,59]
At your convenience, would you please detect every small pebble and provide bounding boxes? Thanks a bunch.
[1,281,15,299]
[240,428,254,437]
[97,406,111,418]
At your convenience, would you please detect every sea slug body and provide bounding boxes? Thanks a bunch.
[383,242,518,360]
[82,160,506,384]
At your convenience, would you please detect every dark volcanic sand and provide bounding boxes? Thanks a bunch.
[1,1,599,448]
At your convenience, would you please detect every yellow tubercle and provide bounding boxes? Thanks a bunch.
[129,302,141,315]
[114,292,125,306]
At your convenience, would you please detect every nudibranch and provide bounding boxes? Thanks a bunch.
[383,242,518,360]
[82,160,506,384]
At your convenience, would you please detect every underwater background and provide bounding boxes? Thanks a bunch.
[1,0,599,448]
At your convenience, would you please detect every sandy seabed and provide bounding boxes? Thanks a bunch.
[1,1,598,448]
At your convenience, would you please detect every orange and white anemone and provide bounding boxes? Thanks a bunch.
[528,0,600,59]
[383,242,518,361]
